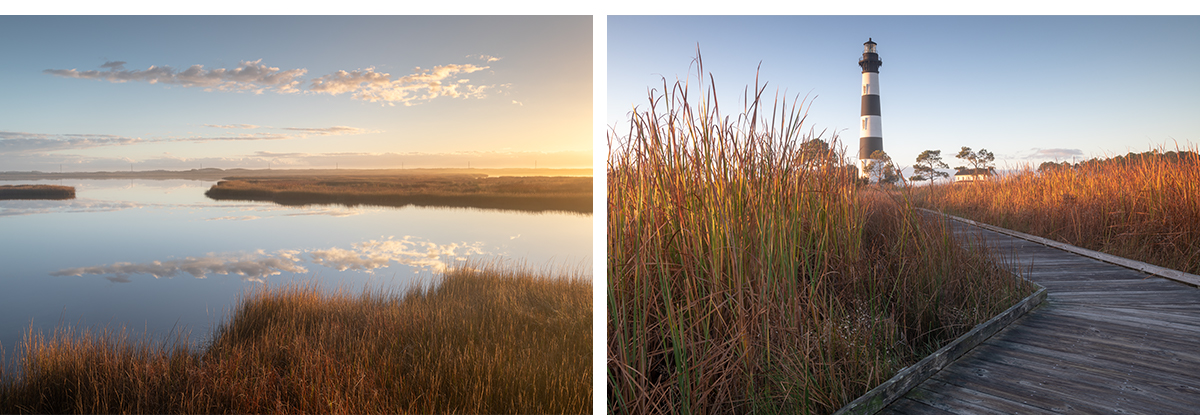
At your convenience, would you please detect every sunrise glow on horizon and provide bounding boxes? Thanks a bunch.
[0,16,592,172]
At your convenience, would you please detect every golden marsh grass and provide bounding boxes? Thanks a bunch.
[0,262,591,414]
[607,55,1034,414]
[915,149,1200,275]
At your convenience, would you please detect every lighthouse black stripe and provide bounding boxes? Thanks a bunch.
[861,95,881,116]
[859,137,883,159]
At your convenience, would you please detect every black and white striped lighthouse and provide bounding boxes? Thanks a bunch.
[858,38,884,178]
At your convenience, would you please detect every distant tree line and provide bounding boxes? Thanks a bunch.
[1037,150,1200,173]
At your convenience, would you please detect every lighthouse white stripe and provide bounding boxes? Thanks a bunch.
[860,115,882,139]
[861,73,879,95]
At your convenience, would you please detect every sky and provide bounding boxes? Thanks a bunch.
[608,15,1200,175]
[0,16,592,172]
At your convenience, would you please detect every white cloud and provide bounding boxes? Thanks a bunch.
[0,125,373,156]
[46,57,505,106]
[0,131,143,154]
[49,236,490,283]
[50,249,309,283]
[512,100,523,106]
[45,59,307,94]
[280,126,371,135]
[0,199,140,217]
[308,63,497,105]
[468,54,502,63]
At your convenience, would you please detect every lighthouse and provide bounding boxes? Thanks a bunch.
[858,38,883,178]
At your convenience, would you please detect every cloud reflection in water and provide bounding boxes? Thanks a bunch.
[50,236,490,283]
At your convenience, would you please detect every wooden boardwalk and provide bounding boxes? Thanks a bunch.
[881,215,1200,414]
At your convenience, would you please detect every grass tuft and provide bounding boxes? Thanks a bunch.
[0,261,591,414]
[914,149,1200,275]
[607,54,1034,414]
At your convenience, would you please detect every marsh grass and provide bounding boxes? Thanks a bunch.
[915,150,1200,275]
[0,185,75,200]
[0,261,591,414]
[205,175,592,213]
[607,55,1034,414]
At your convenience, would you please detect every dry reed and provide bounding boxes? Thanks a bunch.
[0,261,591,414]
[607,54,1034,414]
[915,149,1200,275]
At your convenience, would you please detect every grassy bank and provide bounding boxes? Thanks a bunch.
[914,150,1200,275]
[205,175,592,214]
[607,60,1034,414]
[0,185,75,200]
[0,262,591,414]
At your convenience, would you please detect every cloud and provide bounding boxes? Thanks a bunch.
[0,131,143,154]
[50,236,489,283]
[46,58,505,105]
[310,236,489,273]
[280,126,371,136]
[308,64,497,106]
[512,100,523,106]
[99,61,126,70]
[184,132,297,142]
[204,124,261,129]
[50,250,309,283]
[1026,148,1085,159]
[0,199,141,217]
[0,125,373,156]
[468,54,502,63]
[308,247,392,272]
[44,59,307,94]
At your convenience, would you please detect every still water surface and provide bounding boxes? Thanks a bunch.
[0,179,591,354]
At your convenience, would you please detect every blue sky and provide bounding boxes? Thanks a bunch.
[608,15,1200,174]
[0,16,592,172]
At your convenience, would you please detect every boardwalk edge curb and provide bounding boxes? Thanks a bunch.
[832,283,1047,415]
[919,208,1200,287]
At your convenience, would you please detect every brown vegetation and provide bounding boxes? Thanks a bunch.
[0,262,591,414]
[0,185,75,200]
[205,175,592,214]
[915,149,1200,275]
[607,57,1034,414]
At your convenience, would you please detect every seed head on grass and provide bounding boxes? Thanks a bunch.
[608,51,1034,414]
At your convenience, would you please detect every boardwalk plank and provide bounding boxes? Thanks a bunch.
[883,212,1200,414]
[968,340,1200,411]
[905,379,1051,415]
[877,397,959,415]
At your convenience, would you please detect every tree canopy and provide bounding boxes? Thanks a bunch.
[912,149,950,183]
[955,147,995,173]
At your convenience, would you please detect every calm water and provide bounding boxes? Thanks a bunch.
[0,179,592,354]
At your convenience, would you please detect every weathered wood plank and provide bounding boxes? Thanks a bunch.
[1047,291,1200,306]
[929,358,1131,414]
[1048,305,1200,334]
[979,337,1200,398]
[832,288,1047,415]
[933,350,1196,414]
[905,379,1050,415]
[927,208,1200,287]
[876,397,959,415]
[1036,278,1182,291]
[879,211,1200,414]
[1015,315,1200,351]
